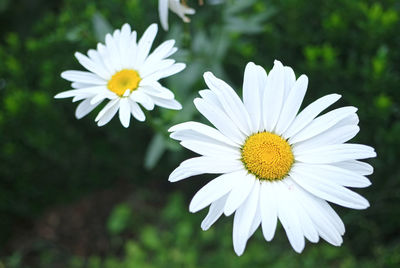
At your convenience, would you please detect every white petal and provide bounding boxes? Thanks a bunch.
[199,89,225,112]
[119,24,132,68]
[139,59,175,78]
[232,182,260,256]
[87,49,113,78]
[295,143,377,164]
[243,62,262,131]
[158,0,169,30]
[97,99,120,126]
[290,165,370,209]
[274,75,308,135]
[142,63,186,81]
[201,194,228,231]
[224,173,255,216]
[294,162,371,188]
[331,160,373,176]
[54,86,107,99]
[135,24,158,67]
[75,98,101,119]
[180,140,240,159]
[130,90,155,110]
[90,92,116,105]
[263,60,285,132]
[283,66,296,99]
[293,183,344,245]
[169,157,243,182]
[140,82,175,100]
[283,94,341,139]
[204,72,252,135]
[105,33,122,71]
[169,121,239,147]
[129,99,145,122]
[119,98,131,128]
[95,98,119,122]
[248,202,261,238]
[289,107,358,144]
[292,125,360,153]
[259,181,278,241]
[189,172,243,213]
[151,95,182,110]
[275,180,305,253]
[193,98,245,144]
[143,39,175,65]
[61,70,107,85]
[74,52,110,80]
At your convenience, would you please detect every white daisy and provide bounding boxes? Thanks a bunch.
[55,23,185,128]
[159,0,196,31]
[168,60,376,255]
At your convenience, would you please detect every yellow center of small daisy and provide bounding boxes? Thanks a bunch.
[241,132,294,181]
[107,69,141,96]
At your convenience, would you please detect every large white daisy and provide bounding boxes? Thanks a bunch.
[55,23,185,128]
[168,60,376,255]
[159,0,195,31]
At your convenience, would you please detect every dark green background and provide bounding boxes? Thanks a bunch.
[0,0,399,267]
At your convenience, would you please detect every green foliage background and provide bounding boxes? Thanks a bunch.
[0,0,399,267]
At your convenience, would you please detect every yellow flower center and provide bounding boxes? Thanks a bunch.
[241,132,294,181]
[107,69,141,96]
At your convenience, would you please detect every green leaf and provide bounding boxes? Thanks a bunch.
[107,203,133,235]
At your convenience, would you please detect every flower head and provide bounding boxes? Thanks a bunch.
[169,60,376,255]
[159,0,196,31]
[55,23,185,128]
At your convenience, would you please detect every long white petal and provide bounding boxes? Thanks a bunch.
[130,90,155,110]
[75,98,101,119]
[135,23,158,66]
[74,52,110,80]
[275,180,305,253]
[243,62,261,131]
[169,157,243,182]
[274,75,308,135]
[169,121,239,147]
[158,0,169,31]
[292,125,360,152]
[119,97,131,128]
[194,98,245,144]
[294,162,371,188]
[180,140,241,159]
[189,172,243,213]
[289,107,357,144]
[263,60,285,132]
[295,143,376,164]
[97,99,120,126]
[151,95,182,110]
[290,165,370,209]
[61,70,107,85]
[201,194,228,231]
[283,94,341,139]
[224,173,255,216]
[129,99,145,122]
[232,182,260,256]
[331,160,373,176]
[204,72,252,135]
[259,181,278,241]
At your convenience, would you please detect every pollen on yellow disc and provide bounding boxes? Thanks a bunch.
[241,132,294,181]
[107,69,141,96]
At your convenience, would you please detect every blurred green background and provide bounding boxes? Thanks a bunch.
[0,0,399,267]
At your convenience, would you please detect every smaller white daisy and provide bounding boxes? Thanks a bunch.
[159,0,196,31]
[55,23,185,128]
[168,60,376,255]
